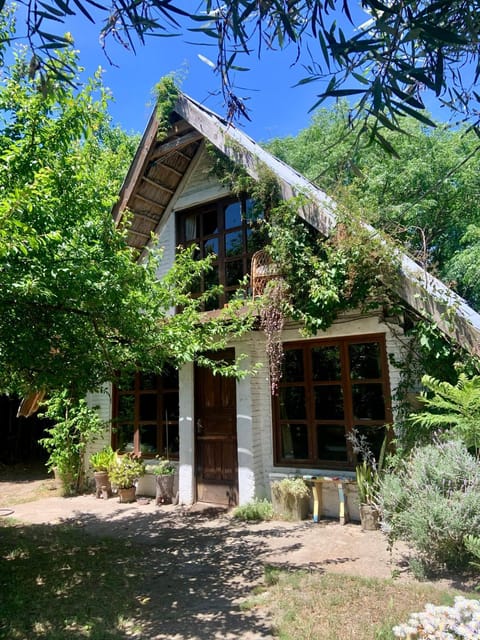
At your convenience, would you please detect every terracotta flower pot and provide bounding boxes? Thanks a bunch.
[93,471,112,499]
[117,486,136,503]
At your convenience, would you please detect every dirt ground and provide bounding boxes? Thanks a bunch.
[0,466,471,640]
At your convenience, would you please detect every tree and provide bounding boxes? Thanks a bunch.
[0,45,252,399]
[4,1,480,145]
[267,105,480,308]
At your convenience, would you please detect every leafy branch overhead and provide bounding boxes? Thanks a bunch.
[0,45,253,398]
[5,1,480,146]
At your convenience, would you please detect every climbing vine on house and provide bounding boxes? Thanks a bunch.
[206,143,402,393]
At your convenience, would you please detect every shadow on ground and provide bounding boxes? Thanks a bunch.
[54,507,314,639]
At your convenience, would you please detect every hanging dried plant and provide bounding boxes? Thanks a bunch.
[259,278,290,395]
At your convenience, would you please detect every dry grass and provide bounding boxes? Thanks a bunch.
[0,519,144,640]
[245,568,476,640]
[0,477,61,507]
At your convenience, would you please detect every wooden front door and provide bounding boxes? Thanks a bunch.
[195,350,238,506]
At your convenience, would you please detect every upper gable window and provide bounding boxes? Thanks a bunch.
[177,197,264,310]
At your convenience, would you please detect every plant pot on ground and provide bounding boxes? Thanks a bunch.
[109,453,145,503]
[149,458,176,505]
[271,477,310,521]
[356,461,380,531]
[89,446,116,499]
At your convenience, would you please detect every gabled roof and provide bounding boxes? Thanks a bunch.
[113,93,480,357]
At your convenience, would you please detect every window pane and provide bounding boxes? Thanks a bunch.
[246,227,265,253]
[225,230,243,257]
[118,395,134,421]
[245,198,263,222]
[139,394,157,421]
[139,425,157,454]
[317,425,348,461]
[165,423,179,457]
[281,423,309,459]
[349,342,381,379]
[353,425,386,464]
[279,387,306,420]
[352,384,385,420]
[203,238,218,256]
[139,372,156,390]
[226,260,244,286]
[314,386,344,419]
[164,392,179,421]
[204,265,219,288]
[117,424,134,452]
[282,349,304,383]
[203,210,218,236]
[162,365,178,389]
[225,202,241,229]
[312,346,341,381]
[184,214,198,241]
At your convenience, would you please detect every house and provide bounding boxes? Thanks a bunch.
[88,90,480,518]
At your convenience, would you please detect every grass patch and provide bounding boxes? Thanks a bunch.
[250,569,476,640]
[232,498,274,521]
[0,520,145,639]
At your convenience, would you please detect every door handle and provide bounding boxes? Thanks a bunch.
[196,419,204,434]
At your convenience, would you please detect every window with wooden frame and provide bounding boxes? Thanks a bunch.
[112,369,179,458]
[273,334,392,469]
[176,196,265,310]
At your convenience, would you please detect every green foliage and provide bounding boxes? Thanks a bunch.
[268,107,480,310]
[0,46,254,398]
[356,461,379,506]
[8,2,480,142]
[464,534,480,578]
[264,197,398,335]
[39,392,105,494]
[379,440,480,571]
[410,374,480,454]
[148,457,176,475]
[89,445,116,472]
[271,477,310,500]
[154,74,180,138]
[109,453,145,489]
[232,499,274,522]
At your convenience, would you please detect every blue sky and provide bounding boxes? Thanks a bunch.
[10,5,462,143]
[62,17,324,142]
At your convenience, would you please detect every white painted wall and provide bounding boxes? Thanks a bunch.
[178,362,195,505]
[84,384,112,478]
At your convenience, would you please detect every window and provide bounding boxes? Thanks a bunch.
[177,197,264,309]
[273,335,392,469]
[112,369,179,458]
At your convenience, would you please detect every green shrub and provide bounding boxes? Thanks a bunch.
[232,499,274,522]
[378,440,480,570]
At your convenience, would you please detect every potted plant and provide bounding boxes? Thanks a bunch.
[89,446,116,499]
[355,460,380,530]
[109,453,145,503]
[149,457,176,505]
[270,477,310,521]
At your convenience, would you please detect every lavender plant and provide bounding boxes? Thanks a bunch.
[379,440,480,570]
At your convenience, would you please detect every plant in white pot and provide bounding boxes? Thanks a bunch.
[150,457,176,505]
[89,446,116,499]
[109,453,145,503]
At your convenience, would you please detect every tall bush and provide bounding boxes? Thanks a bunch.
[379,440,480,570]
[39,392,105,494]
